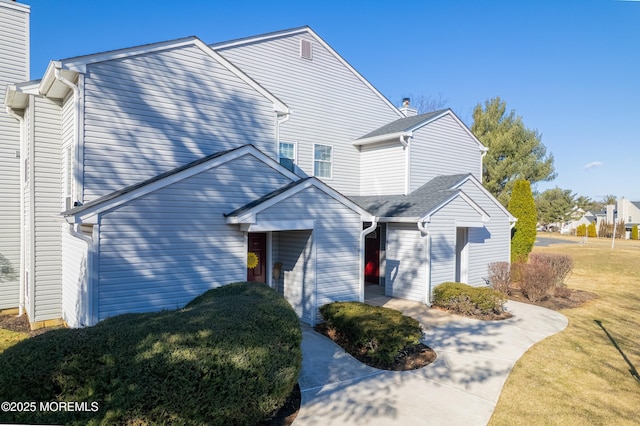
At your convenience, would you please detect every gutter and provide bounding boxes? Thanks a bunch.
[359,219,378,302]
[5,106,26,316]
[417,220,432,306]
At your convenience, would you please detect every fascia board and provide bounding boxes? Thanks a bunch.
[419,190,488,223]
[452,175,515,221]
[352,131,411,147]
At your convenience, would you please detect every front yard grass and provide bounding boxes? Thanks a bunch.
[490,235,640,425]
[0,328,28,354]
[0,282,302,425]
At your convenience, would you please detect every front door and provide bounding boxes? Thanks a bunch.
[364,225,380,284]
[247,233,267,283]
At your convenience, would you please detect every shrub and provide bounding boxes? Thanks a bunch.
[588,222,598,238]
[509,180,537,262]
[529,253,573,287]
[432,282,506,316]
[576,224,587,237]
[0,282,302,425]
[487,261,511,295]
[319,302,422,366]
[519,262,555,302]
[632,224,639,240]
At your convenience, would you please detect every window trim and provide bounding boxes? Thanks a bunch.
[278,141,297,163]
[313,143,333,179]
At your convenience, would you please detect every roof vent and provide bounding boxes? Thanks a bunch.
[300,39,313,60]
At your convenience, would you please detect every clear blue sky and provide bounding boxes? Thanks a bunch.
[20,0,640,202]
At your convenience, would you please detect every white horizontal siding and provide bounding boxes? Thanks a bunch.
[218,33,402,196]
[410,115,482,191]
[458,182,511,286]
[95,154,292,322]
[32,97,62,321]
[0,1,29,309]
[385,223,427,302]
[360,141,406,195]
[274,230,314,322]
[82,44,277,201]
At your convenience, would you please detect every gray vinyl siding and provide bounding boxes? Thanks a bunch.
[217,33,402,196]
[385,223,427,302]
[31,96,62,321]
[410,115,482,192]
[255,186,362,323]
[61,228,90,328]
[360,141,406,195]
[458,181,511,285]
[273,230,314,323]
[94,154,292,322]
[429,196,488,288]
[0,0,29,309]
[82,44,277,201]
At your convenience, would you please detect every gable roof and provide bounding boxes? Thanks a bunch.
[351,174,488,222]
[353,108,487,150]
[225,177,374,224]
[212,26,404,119]
[38,36,288,113]
[62,145,299,223]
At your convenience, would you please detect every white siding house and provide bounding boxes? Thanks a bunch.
[4,22,514,328]
[0,0,29,311]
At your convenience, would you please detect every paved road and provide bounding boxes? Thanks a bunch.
[534,236,579,247]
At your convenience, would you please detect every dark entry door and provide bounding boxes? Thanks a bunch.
[247,233,267,283]
[364,226,380,284]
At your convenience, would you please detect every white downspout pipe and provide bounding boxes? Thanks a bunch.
[275,111,291,159]
[6,106,26,316]
[417,221,432,306]
[359,219,378,302]
[54,68,81,202]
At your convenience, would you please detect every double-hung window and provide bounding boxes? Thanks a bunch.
[278,142,296,171]
[313,144,332,178]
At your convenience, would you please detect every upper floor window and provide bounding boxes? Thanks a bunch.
[314,144,332,178]
[278,142,296,172]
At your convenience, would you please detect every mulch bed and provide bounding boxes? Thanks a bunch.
[0,313,54,337]
[507,287,598,310]
[314,322,437,371]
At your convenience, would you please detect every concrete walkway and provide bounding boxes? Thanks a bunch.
[294,297,568,426]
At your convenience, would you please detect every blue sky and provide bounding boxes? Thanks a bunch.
[20,0,640,201]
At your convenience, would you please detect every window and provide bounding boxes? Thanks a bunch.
[314,144,332,178]
[300,39,313,60]
[278,142,296,172]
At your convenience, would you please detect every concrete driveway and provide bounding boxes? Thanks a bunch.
[294,298,568,426]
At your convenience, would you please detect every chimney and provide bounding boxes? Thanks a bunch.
[400,97,417,117]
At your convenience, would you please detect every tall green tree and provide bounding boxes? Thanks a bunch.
[509,179,537,263]
[535,187,576,225]
[575,195,602,213]
[472,97,556,206]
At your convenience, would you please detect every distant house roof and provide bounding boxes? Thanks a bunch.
[632,201,640,209]
[350,174,483,221]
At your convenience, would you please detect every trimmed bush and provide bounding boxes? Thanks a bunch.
[576,224,587,237]
[487,261,511,295]
[432,282,507,316]
[529,253,573,287]
[319,302,422,366]
[520,262,555,302]
[632,224,639,240]
[509,180,537,262]
[0,282,302,426]
[588,222,598,238]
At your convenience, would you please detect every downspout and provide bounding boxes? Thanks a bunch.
[54,68,82,203]
[480,150,488,182]
[417,220,432,306]
[66,223,95,327]
[359,218,378,302]
[275,111,291,159]
[400,134,410,195]
[6,106,26,316]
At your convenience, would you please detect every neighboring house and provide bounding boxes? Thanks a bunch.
[0,0,29,312]
[605,198,640,238]
[4,15,514,328]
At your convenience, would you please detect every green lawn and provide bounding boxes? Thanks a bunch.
[490,235,640,425]
[0,328,28,354]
